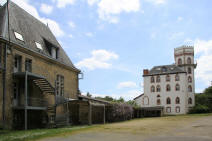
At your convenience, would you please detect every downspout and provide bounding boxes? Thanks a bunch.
[2,0,10,129]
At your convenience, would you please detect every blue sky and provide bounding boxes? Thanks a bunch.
[1,0,212,100]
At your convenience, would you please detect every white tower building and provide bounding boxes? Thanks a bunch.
[134,46,197,115]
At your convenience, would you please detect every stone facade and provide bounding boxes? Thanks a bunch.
[135,46,196,115]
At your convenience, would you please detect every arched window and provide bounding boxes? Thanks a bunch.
[156,85,161,92]
[188,67,192,74]
[157,99,161,105]
[176,97,180,104]
[166,97,171,104]
[176,106,180,113]
[188,85,192,92]
[143,96,149,105]
[188,97,192,104]
[175,84,180,91]
[188,76,192,83]
[175,74,180,81]
[151,76,155,83]
[166,75,170,82]
[178,58,182,65]
[166,84,171,91]
[166,107,171,113]
[156,75,160,83]
[187,57,191,64]
[151,86,155,92]
[157,94,160,98]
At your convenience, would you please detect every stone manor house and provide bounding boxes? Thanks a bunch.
[0,2,107,130]
[134,46,196,115]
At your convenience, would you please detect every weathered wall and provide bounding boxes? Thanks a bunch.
[0,43,79,129]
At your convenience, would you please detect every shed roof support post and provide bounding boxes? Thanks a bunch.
[103,105,105,124]
[88,102,92,125]
[24,72,28,130]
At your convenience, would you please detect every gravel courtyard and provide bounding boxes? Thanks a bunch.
[40,114,212,141]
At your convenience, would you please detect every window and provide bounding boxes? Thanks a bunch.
[188,67,192,74]
[175,74,180,81]
[156,75,160,83]
[14,31,24,41]
[175,84,180,91]
[151,86,155,92]
[56,75,64,96]
[151,76,155,83]
[166,107,171,113]
[157,99,161,105]
[156,85,161,92]
[162,67,167,72]
[178,58,182,65]
[166,84,171,91]
[166,75,170,82]
[166,97,171,104]
[25,59,32,72]
[188,98,192,104]
[157,95,160,98]
[188,76,192,83]
[176,106,180,113]
[176,97,180,104]
[143,96,149,105]
[187,57,191,64]
[188,85,192,92]
[35,42,43,50]
[14,55,22,72]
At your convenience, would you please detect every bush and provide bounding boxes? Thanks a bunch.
[189,104,210,114]
[105,103,133,123]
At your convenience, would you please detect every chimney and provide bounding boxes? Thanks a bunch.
[143,69,149,75]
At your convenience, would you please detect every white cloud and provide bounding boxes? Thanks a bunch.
[117,81,137,89]
[97,0,140,23]
[55,0,75,8]
[194,39,212,86]
[69,34,74,38]
[12,0,64,37]
[85,32,93,37]
[76,50,119,70]
[40,4,53,14]
[169,32,184,40]
[177,16,183,22]
[68,21,76,28]
[145,0,166,5]
[87,0,99,6]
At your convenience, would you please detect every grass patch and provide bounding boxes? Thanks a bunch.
[0,125,95,141]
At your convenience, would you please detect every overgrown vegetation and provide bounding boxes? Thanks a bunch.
[189,86,212,114]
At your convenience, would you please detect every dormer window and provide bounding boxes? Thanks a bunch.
[14,31,24,41]
[51,47,57,59]
[35,42,43,50]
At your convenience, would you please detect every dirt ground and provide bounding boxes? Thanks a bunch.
[40,114,212,141]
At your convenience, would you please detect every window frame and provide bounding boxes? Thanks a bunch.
[156,75,160,83]
[151,76,155,83]
[175,84,180,91]
[14,31,24,42]
[166,84,171,92]
[166,97,171,104]
[175,97,180,104]
[156,85,161,92]
[178,58,182,65]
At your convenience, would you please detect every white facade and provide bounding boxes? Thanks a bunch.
[135,46,196,115]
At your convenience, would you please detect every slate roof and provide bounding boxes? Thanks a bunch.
[146,64,185,76]
[0,2,79,72]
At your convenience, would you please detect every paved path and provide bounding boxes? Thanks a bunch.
[40,115,212,141]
